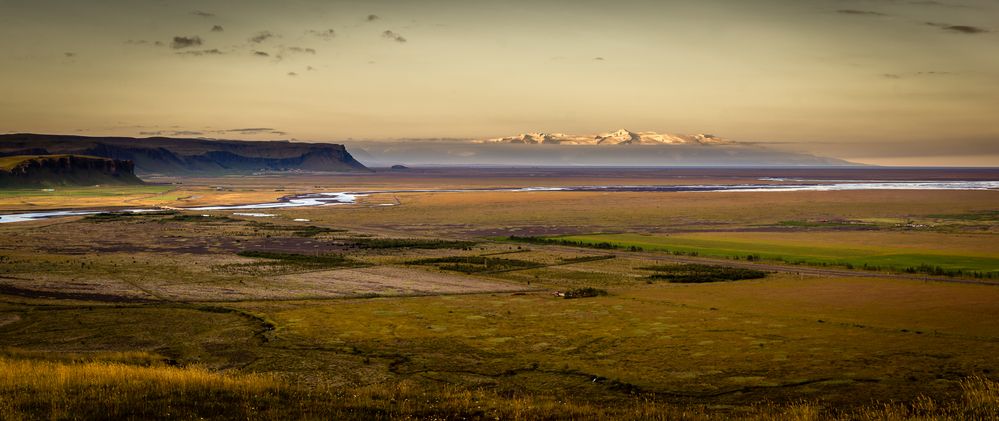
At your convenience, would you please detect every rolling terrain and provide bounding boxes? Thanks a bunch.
[0,168,997,418]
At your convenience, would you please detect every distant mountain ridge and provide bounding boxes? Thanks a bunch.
[0,154,141,187]
[484,129,731,145]
[0,134,369,175]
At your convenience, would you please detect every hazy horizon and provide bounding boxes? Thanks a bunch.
[1,0,997,166]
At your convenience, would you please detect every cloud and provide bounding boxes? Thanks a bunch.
[926,22,990,33]
[140,130,205,137]
[171,36,203,49]
[222,128,277,134]
[382,30,407,43]
[211,25,224,32]
[64,52,76,58]
[306,29,336,40]
[142,128,291,137]
[836,9,888,16]
[941,25,989,34]
[288,72,298,77]
[367,14,380,21]
[287,46,316,54]
[882,71,954,79]
[252,50,270,57]
[593,56,605,61]
[907,1,970,8]
[191,11,215,18]
[249,31,275,43]
[217,128,288,136]
[127,39,164,47]
[307,65,316,71]
[177,48,224,56]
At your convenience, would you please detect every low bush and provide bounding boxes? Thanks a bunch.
[563,287,608,299]
[407,256,541,273]
[641,264,767,283]
[349,238,477,249]
[236,250,363,269]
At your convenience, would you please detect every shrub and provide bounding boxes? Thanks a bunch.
[640,264,767,283]
[349,238,477,249]
[406,256,541,273]
[236,250,363,269]
[562,287,608,299]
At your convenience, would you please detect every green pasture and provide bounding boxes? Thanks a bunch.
[542,233,999,275]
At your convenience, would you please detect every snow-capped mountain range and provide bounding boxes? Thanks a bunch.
[482,129,732,146]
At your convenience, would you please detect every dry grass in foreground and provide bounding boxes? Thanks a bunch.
[1,357,998,420]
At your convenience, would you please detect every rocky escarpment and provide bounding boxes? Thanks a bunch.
[0,155,142,187]
[0,134,370,175]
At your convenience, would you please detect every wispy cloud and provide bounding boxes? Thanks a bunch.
[926,22,990,34]
[367,14,380,22]
[140,130,206,136]
[907,1,970,8]
[171,36,203,49]
[286,46,316,55]
[177,48,224,57]
[219,128,288,136]
[191,11,215,18]
[252,50,270,57]
[211,25,224,32]
[139,128,287,137]
[63,52,76,58]
[382,30,407,43]
[836,9,888,16]
[249,31,275,43]
[127,39,164,47]
[882,71,954,79]
[306,29,336,40]
[287,72,298,77]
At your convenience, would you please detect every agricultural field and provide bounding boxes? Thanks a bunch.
[0,168,997,419]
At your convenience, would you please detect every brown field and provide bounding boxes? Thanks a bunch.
[0,167,997,419]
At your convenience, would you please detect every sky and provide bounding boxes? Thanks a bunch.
[0,0,997,166]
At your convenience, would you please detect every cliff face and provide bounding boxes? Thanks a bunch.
[0,155,142,187]
[0,134,370,175]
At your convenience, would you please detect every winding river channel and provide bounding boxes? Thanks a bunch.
[1,180,996,224]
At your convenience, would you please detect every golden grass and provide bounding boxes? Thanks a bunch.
[1,356,997,420]
[0,357,279,420]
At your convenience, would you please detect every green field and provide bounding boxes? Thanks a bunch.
[538,233,999,276]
